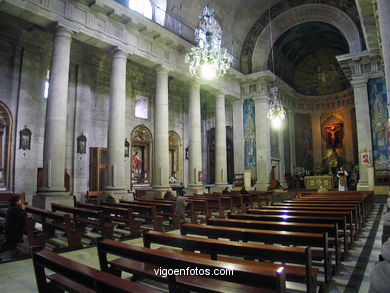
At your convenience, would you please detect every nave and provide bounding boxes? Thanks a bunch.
[0,193,387,293]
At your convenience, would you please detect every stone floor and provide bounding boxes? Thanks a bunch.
[0,200,387,293]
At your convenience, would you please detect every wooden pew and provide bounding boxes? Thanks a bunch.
[207,218,341,266]
[101,201,163,231]
[97,239,287,293]
[32,248,161,293]
[0,192,26,202]
[185,195,227,218]
[229,213,350,254]
[51,203,115,239]
[25,206,84,250]
[180,223,332,283]
[75,201,142,237]
[143,230,317,293]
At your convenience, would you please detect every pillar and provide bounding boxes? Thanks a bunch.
[278,127,287,188]
[152,66,170,194]
[187,81,203,194]
[105,48,127,194]
[34,27,73,208]
[215,92,227,186]
[342,108,355,164]
[232,99,245,175]
[310,112,322,167]
[288,110,296,173]
[254,89,271,191]
[351,78,372,190]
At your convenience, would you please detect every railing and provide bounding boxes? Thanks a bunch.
[115,0,240,71]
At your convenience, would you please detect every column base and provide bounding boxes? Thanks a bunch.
[357,181,370,191]
[187,184,204,195]
[211,184,228,193]
[33,192,73,210]
[103,186,132,201]
[255,183,269,191]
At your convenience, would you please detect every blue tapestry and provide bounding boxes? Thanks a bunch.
[368,78,389,170]
[243,99,257,179]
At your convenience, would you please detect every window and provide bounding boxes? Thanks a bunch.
[43,70,50,99]
[135,95,148,119]
[129,0,153,20]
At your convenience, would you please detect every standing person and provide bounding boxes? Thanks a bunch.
[222,187,230,194]
[175,191,187,224]
[337,166,349,191]
[0,195,27,252]
[240,186,249,194]
[164,187,175,199]
[369,239,390,292]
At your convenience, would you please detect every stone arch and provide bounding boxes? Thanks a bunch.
[130,124,152,185]
[168,130,183,184]
[0,101,13,191]
[251,4,362,72]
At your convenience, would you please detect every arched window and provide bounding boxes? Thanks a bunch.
[129,0,153,20]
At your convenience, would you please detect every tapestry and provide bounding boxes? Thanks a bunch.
[243,99,257,179]
[368,78,389,170]
[294,113,313,171]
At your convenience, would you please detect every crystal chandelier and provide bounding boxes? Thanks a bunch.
[266,7,286,129]
[185,6,233,80]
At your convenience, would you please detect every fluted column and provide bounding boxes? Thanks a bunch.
[278,127,287,188]
[288,110,296,173]
[152,66,170,192]
[34,27,73,208]
[232,99,245,175]
[105,48,127,193]
[254,90,271,191]
[310,112,322,167]
[351,78,372,190]
[342,108,355,164]
[188,81,203,194]
[215,92,227,186]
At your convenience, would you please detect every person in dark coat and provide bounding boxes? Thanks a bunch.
[164,188,175,199]
[175,191,187,223]
[0,195,27,252]
[222,187,230,194]
[240,186,249,194]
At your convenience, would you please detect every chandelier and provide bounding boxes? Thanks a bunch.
[266,7,286,129]
[185,6,233,80]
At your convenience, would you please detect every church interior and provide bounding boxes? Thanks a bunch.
[0,0,390,292]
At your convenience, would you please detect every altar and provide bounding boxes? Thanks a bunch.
[304,176,334,189]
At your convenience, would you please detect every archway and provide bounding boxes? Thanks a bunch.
[131,125,152,185]
[0,102,13,191]
[168,130,182,184]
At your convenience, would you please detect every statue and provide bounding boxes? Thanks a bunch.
[324,124,342,149]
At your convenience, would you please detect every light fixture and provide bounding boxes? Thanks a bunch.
[266,6,286,129]
[184,6,233,80]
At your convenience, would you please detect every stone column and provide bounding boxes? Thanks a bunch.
[187,81,203,194]
[105,48,127,195]
[152,66,170,195]
[310,112,322,167]
[288,110,296,173]
[278,127,287,188]
[254,89,271,191]
[377,0,390,116]
[351,78,372,190]
[232,99,245,175]
[342,108,355,164]
[214,92,227,187]
[34,27,73,209]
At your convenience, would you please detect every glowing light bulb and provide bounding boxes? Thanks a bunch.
[201,62,217,80]
[271,116,282,129]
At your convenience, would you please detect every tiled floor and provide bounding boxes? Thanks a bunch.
[0,203,387,293]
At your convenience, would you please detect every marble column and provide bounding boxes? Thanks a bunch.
[254,90,271,191]
[342,108,355,164]
[278,127,287,188]
[351,78,372,190]
[288,110,296,173]
[105,48,127,194]
[377,0,390,116]
[232,99,245,175]
[34,27,73,209]
[152,66,170,194]
[310,112,322,167]
[188,81,203,194]
[215,92,227,186]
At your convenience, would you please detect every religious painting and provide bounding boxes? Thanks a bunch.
[243,99,257,180]
[77,133,87,154]
[169,130,182,184]
[294,113,313,171]
[368,78,389,171]
[19,126,31,150]
[323,123,343,149]
[361,151,370,165]
[131,125,152,185]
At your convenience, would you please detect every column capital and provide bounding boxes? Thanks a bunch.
[190,80,201,88]
[350,78,368,88]
[54,26,73,39]
[231,98,243,106]
[155,65,170,74]
[253,95,270,103]
[111,47,128,60]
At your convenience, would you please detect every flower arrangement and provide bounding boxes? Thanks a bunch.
[293,167,306,177]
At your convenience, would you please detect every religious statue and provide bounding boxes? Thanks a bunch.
[132,151,142,177]
[324,124,342,149]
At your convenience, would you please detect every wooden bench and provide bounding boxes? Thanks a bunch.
[85,191,103,203]
[75,201,142,237]
[51,203,115,239]
[25,206,84,250]
[97,239,286,293]
[143,230,317,293]
[32,248,161,293]
[0,192,26,202]
[180,223,332,283]
[102,201,163,231]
